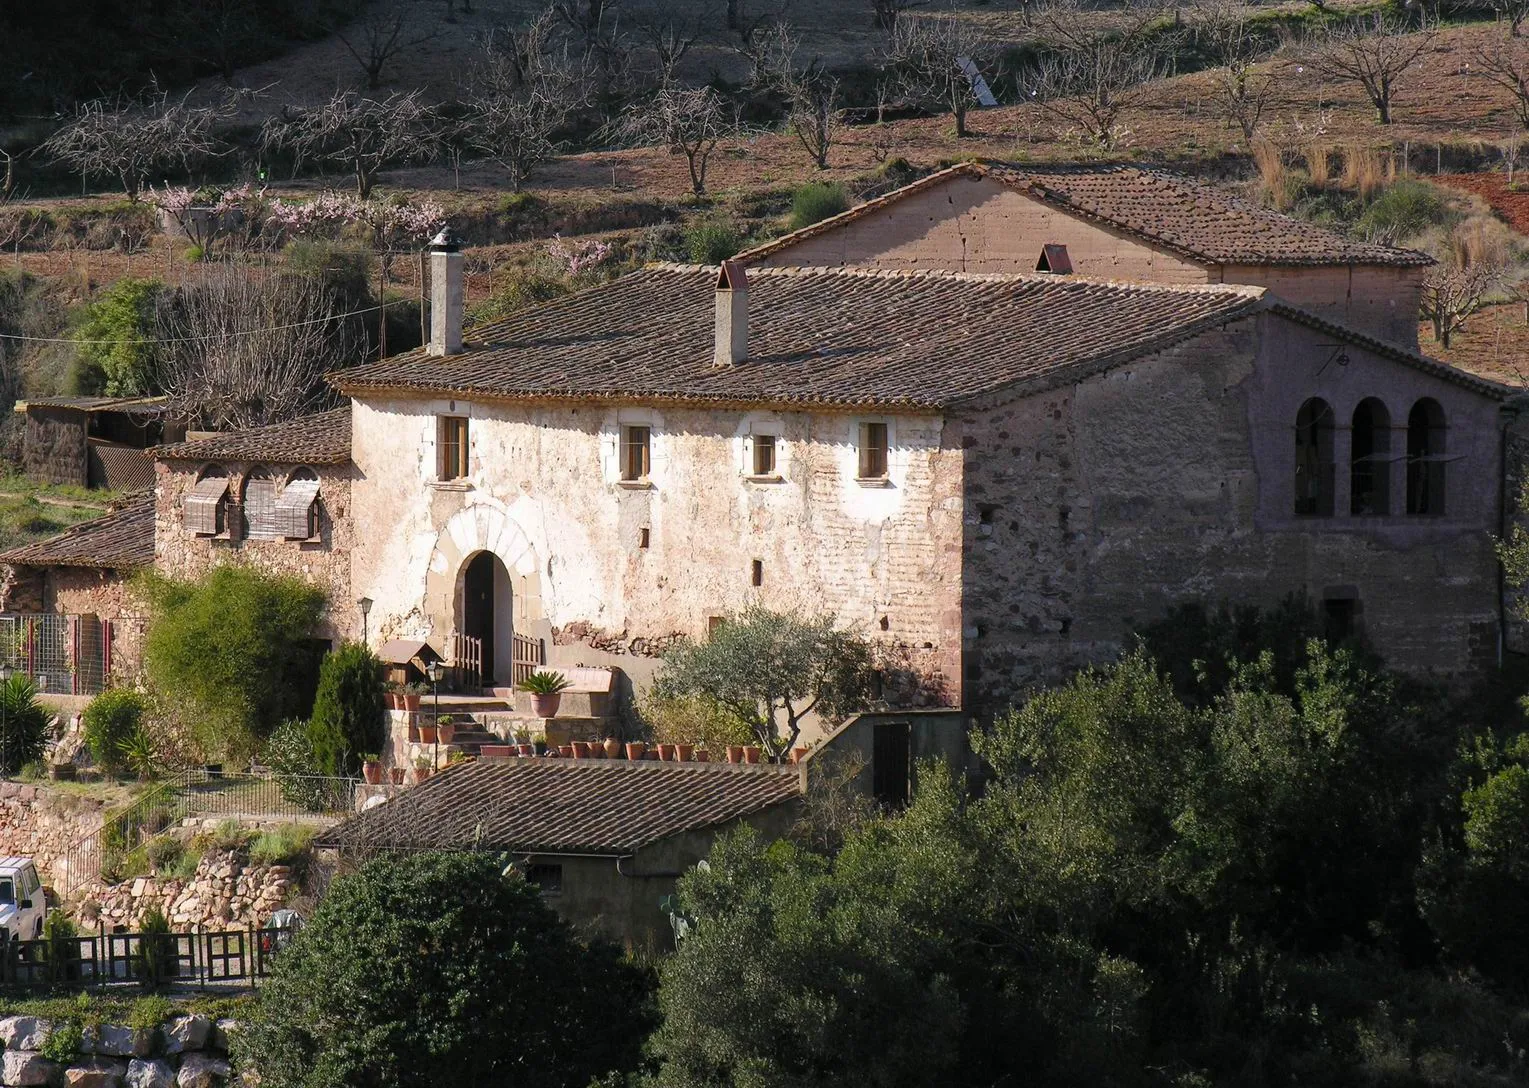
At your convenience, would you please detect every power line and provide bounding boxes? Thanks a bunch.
[0,296,414,347]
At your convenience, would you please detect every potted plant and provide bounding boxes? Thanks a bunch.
[481,742,514,759]
[384,681,400,710]
[625,740,647,761]
[743,746,762,764]
[676,743,694,762]
[362,756,383,785]
[571,741,591,758]
[418,722,438,744]
[726,745,745,764]
[413,755,433,783]
[657,743,676,762]
[516,741,536,757]
[514,727,531,745]
[518,670,571,718]
[447,750,470,766]
[558,744,573,757]
[695,748,710,762]
[388,766,405,785]
[603,737,621,759]
[437,715,457,745]
[532,733,548,755]
[790,746,810,764]
[402,683,426,712]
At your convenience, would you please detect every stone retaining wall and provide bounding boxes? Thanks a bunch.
[74,850,295,934]
[0,1012,235,1087]
[0,784,106,889]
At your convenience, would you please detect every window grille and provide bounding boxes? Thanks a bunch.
[439,417,469,480]
[621,426,651,481]
[275,478,321,539]
[184,476,229,536]
[858,422,888,480]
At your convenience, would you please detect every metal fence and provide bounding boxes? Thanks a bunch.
[0,925,289,991]
[62,770,358,897]
[0,613,112,696]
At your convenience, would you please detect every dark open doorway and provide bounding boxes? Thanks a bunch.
[462,552,512,686]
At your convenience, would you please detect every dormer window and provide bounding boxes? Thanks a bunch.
[1036,244,1072,274]
[185,467,229,537]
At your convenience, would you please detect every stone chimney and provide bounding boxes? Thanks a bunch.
[714,260,747,367]
[428,228,464,357]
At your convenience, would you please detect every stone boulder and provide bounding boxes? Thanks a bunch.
[64,1059,128,1087]
[0,1016,51,1050]
[209,1021,239,1053]
[174,1054,229,1088]
[2,1051,60,1087]
[160,1016,211,1055]
[125,1060,175,1088]
[83,1025,153,1059]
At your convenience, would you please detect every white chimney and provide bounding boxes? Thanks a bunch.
[428,228,464,357]
[714,260,747,368]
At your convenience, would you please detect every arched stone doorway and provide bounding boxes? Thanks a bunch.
[461,550,514,685]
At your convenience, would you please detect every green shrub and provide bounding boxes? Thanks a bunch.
[306,642,385,777]
[471,263,570,322]
[69,278,164,397]
[167,845,201,882]
[249,824,316,867]
[684,217,742,264]
[140,567,327,764]
[82,689,147,777]
[42,912,81,984]
[128,994,173,1034]
[1355,179,1455,242]
[238,852,654,1087]
[263,719,330,810]
[0,676,53,774]
[39,1018,81,1063]
[199,819,253,853]
[145,835,184,874]
[788,182,850,231]
[133,908,177,990]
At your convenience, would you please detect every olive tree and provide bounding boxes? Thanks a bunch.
[654,606,873,757]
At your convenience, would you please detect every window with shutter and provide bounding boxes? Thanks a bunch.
[439,417,469,480]
[184,474,229,536]
[276,476,321,540]
[243,468,278,540]
[620,425,651,482]
[858,422,889,480]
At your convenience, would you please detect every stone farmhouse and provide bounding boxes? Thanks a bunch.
[1,160,1521,730]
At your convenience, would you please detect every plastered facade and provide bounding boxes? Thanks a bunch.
[956,311,1503,711]
[153,460,357,644]
[347,399,964,706]
[750,173,1423,349]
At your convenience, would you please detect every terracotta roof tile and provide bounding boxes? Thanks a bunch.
[0,493,155,570]
[318,758,804,855]
[332,266,1268,409]
[155,405,351,464]
[736,161,1433,269]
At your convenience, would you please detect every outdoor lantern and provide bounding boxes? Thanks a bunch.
[357,597,373,643]
[426,660,444,684]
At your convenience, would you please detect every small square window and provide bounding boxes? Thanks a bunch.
[858,422,888,480]
[621,425,651,482]
[752,434,777,476]
[524,863,562,897]
[438,417,469,480]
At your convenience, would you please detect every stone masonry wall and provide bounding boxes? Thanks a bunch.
[0,1012,235,1088]
[74,847,295,934]
[0,784,106,890]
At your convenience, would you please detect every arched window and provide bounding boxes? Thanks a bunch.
[242,465,278,540]
[277,467,322,540]
[185,465,228,537]
[1407,398,1447,516]
[1294,398,1335,517]
[1350,398,1391,516]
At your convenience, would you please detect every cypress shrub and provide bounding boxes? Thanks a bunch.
[306,643,386,777]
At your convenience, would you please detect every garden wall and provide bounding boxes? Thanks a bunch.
[0,783,106,889]
[0,1011,236,1087]
[73,848,296,934]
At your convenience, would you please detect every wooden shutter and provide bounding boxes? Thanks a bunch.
[184,477,228,536]
[858,422,888,479]
[275,478,321,539]
[243,474,278,540]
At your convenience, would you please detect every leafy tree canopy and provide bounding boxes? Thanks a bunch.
[70,277,163,396]
[306,642,385,777]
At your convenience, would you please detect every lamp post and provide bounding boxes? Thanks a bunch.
[357,597,373,645]
[425,660,444,772]
[0,664,11,780]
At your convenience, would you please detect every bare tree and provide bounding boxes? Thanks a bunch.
[1305,14,1436,125]
[1196,0,1278,141]
[757,23,842,168]
[724,0,792,80]
[154,266,363,430]
[632,3,700,85]
[264,91,443,199]
[336,0,438,89]
[886,14,993,138]
[551,0,634,96]
[39,92,232,200]
[1421,265,1496,348]
[1029,1,1170,149]
[464,12,586,191]
[614,85,739,196]
[169,0,262,84]
[871,0,925,33]
[1472,35,1529,129]
[1491,0,1529,37]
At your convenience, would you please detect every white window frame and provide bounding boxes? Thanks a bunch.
[742,418,786,483]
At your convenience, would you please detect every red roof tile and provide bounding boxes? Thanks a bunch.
[318,758,804,855]
[155,405,351,464]
[0,493,154,570]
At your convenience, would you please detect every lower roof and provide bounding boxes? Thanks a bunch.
[154,405,352,465]
[318,758,804,856]
[0,493,155,571]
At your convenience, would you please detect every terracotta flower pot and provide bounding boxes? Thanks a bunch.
[790,747,809,764]
[386,693,400,710]
[726,745,745,764]
[402,693,422,712]
[438,723,457,744]
[407,723,420,743]
[657,743,676,762]
[414,766,432,783]
[626,741,646,761]
[532,693,562,718]
[695,749,710,762]
[362,761,383,785]
[518,743,536,757]
[388,767,405,785]
[676,743,694,762]
[743,746,762,764]
[418,725,438,744]
[559,744,573,757]
[572,741,591,758]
